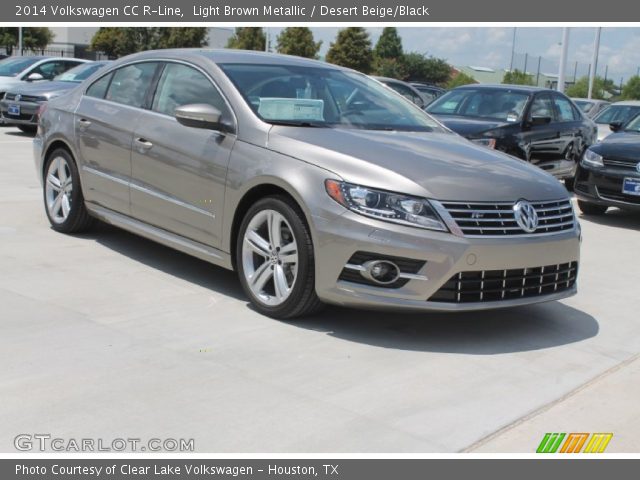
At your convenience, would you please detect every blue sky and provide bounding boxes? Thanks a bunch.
[268,27,640,82]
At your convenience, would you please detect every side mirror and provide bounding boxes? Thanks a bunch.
[609,122,623,132]
[530,115,552,126]
[26,72,44,82]
[175,104,229,132]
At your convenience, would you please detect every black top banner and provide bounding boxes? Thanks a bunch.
[3,0,640,22]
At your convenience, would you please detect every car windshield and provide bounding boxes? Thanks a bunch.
[218,63,445,132]
[427,88,529,122]
[622,114,640,133]
[574,100,594,113]
[0,57,42,77]
[594,105,640,125]
[54,62,107,83]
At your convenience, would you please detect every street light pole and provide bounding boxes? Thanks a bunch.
[557,28,570,93]
[18,27,23,56]
[588,27,601,99]
[509,27,517,71]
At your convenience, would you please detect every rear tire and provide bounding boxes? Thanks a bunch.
[43,148,94,233]
[236,195,323,319]
[577,200,608,216]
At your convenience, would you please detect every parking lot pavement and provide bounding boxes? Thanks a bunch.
[1,125,639,453]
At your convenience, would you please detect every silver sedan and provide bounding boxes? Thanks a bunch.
[34,49,580,319]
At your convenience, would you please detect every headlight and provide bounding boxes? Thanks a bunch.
[325,180,448,232]
[471,138,497,149]
[581,149,604,168]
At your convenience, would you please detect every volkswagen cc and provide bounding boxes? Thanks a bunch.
[34,50,580,318]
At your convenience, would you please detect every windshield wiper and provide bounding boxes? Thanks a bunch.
[268,120,328,128]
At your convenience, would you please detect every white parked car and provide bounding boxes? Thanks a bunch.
[592,100,640,141]
[0,56,89,100]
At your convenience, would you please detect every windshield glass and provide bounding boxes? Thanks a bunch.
[623,114,640,132]
[594,105,640,125]
[218,63,445,132]
[427,88,529,122]
[574,100,594,113]
[0,57,41,77]
[55,62,108,83]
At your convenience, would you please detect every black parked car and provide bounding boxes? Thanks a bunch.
[373,76,426,108]
[410,82,446,105]
[574,113,640,215]
[426,84,597,184]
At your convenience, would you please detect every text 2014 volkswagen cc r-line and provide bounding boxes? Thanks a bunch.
[34,50,581,319]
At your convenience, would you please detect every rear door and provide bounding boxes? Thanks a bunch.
[74,62,160,215]
[552,93,586,157]
[129,61,236,248]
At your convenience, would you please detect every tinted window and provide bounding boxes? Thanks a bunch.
[105,63,158,108]
[386,82,420,104]
[56,62,109,83]
[86,73,113,99]
[152,63,227,117]
[554,95,579,122]
[0,57,41,77]
[574,100,594,113]
[30,60,68,80]
[529,94,555,120]
[594,105,640,125]
[428,88,529,122]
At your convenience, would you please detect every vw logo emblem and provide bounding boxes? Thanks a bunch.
[513,200,539,233]
[15,94,21,102]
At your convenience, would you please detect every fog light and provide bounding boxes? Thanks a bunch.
[362,260,400,285]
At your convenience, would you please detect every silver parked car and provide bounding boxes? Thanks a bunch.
[572,98,610,119]
[34,50,580,319]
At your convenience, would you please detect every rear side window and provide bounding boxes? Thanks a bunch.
[554,95,579,122]
[105,63,158,108]
[86,73,113,99]
[30,60,68,80]
[151,63,228,117]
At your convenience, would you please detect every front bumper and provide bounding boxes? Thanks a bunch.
[574,164,640,212]
[312,210,580,311]
[0,99,40,126]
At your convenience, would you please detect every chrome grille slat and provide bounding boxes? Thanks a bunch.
[429,262,578,303]
[440,199,575,237]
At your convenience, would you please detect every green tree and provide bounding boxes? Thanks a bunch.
[402,52,450,84]
[565,76,615,100]
[622,76,640,100]
[326,27,373,74]
[276,27,321,59]
[502,69,534,86]
[374,27,403,60]
[226,27,265,51]
[90,28,207,58]
[373,57,406,79]
[0,27,54,54]
[447,71,477,89]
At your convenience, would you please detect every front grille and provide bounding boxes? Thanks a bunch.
[598,186,640,205]
[2,112,35,121]
[3,93,43,102]
[429,262,578,303]
[338,251,425,289]
[440,199,575,236]
[603,158,640,170]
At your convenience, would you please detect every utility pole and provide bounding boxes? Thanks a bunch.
[18,27,23,56]
[509,27,517,71]
[557,28,570,93]
[588,27,601,99]
[536,56,542,86]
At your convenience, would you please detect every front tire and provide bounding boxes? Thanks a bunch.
[577,200,608,216]
[236,196,323,319]
[43,148,94,233]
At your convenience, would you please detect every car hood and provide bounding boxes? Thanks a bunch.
[0,77,23,91]
[592,132,640,159]
[429,114,512,137]
[8,81,76,98]
[267,127,567,202]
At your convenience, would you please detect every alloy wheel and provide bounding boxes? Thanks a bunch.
[45,156,73,224]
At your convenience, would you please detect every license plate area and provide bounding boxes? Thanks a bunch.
[7,104,20,116]
[622,177,640,196]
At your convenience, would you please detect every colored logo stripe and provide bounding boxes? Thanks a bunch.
[560,433,589,453]
[583,433,613,453]
[537,433,565,453]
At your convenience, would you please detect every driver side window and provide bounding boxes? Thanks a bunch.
[529,94,555,121]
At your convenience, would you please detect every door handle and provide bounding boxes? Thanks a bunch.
[134,137,153,150]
